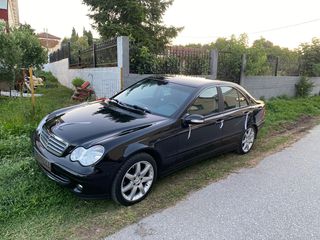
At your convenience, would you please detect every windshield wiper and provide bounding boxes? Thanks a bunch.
[109,98,125,106]
[109,99,151,114]
[131,104,151,114]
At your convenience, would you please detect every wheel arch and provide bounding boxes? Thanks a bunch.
[123,143,163,173]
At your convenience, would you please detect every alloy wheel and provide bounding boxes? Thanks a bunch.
[120,161,154,202]
[241,127,255,153]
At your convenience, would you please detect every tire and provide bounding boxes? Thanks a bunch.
[111,153,157,206]
[237,126,256,154]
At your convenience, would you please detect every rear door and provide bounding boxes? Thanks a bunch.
[219,86,252,148]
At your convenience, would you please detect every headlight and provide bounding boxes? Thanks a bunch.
[36,115,48,133]
[70,145,105,166]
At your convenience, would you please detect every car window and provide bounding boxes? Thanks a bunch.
[238,91,249,107]
[221,87,239,110]
[188,87,219,116]
[114,79,195,117]
[221,86,249,110]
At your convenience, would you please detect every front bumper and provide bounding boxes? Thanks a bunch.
[32,133,121,199]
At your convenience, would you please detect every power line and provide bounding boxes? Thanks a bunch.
[176,17,320,39]
[250,17,320,34]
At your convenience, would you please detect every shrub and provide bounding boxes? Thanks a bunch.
[259,96,266,101]
[72,77,85,88]
[130,45,158,74]
[295,76,314,98]
[35,70,59,88]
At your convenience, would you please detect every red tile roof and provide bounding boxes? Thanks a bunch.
[39,39,60,49]
[37,32,61,40]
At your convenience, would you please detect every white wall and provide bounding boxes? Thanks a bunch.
[242,76,320,99]
[44,58,121,98]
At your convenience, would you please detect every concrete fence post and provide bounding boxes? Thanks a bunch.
[93,43,97,68]
[240,53,247,86]
[67,42,71,68]
[274,56,279,76]
[209,49,218,80]
[117,36,130,77]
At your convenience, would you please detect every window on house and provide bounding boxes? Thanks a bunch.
[0,0,8,10]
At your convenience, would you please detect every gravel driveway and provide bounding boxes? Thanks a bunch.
[107,125,320,240]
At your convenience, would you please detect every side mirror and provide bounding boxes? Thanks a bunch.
[183,114,205,125]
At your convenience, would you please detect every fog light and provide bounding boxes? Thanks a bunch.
[74,184,83,193]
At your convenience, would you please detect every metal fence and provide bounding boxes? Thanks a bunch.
[49,38,118,69]
[217,51,242,83]
[49,44,69,63]
[159,46,211,75]
[130,46,211,75]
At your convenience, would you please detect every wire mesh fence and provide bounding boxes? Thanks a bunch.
[245,54,300,77]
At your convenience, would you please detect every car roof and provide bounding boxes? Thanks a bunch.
[149,75,240,88]
[147,75,257,101]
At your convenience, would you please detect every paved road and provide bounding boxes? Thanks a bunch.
[107,125,320,240]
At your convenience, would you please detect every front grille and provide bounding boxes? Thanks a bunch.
[40,127,68,156]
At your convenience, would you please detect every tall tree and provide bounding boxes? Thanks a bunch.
[71,27,79,42]
[83,27,93,46]
[83,0,181,53]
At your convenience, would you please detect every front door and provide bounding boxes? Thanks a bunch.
[176,87,224,163]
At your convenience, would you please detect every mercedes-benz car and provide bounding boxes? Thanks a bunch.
[33,76,265,205]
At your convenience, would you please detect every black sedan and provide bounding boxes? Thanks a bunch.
[33,76,265,205]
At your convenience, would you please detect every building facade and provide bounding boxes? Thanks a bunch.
[0,0,19,28]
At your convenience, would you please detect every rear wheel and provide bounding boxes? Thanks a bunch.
[111,153,157,206]
[238,126,256,154]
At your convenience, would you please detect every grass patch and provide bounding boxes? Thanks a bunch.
[1,90,320,239]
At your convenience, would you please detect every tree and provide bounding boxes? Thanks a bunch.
[0,23,20,83]
[11,24,47,69]
[0,23,47,85]
[71,27,79,42]
[83,28,93,46]
[299,38,320,76]
[62,28,90,64]
[209,34,248,82]
[251,37,299,76]
[83,0,182,53]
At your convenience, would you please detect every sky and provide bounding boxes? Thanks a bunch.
[19,0,320,49]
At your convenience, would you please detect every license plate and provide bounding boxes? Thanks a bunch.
[35,151,52,171]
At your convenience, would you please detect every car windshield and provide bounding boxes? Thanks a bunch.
[113,78,195,117]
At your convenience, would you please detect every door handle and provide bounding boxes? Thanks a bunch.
[216,119,224,129]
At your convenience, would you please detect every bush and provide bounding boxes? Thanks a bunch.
[72,77,85,88]
[130,45,158,74]
[295,76,314,97]
[35,70,59,88]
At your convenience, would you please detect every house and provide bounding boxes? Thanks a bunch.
[0,0,19,28]
[37,32,62,54]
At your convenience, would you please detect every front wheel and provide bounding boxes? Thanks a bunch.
[111,153,157,206]
[237,126,256,154]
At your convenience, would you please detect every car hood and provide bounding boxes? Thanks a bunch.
[44,102,167,146]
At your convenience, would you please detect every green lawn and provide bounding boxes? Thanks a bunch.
[1,82,320,240]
